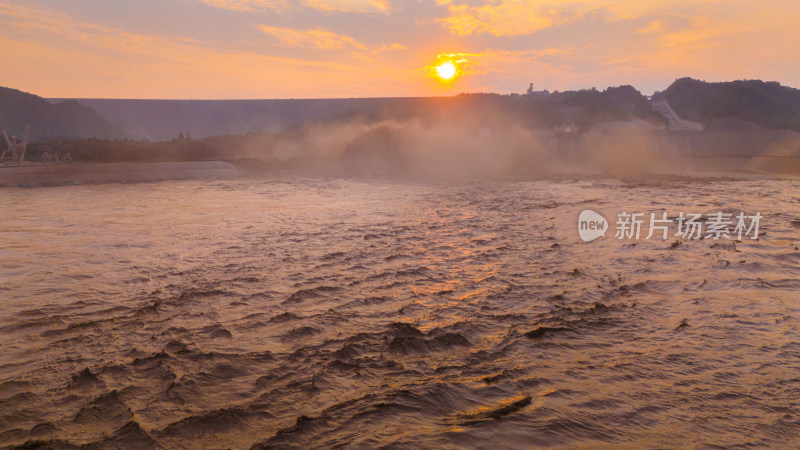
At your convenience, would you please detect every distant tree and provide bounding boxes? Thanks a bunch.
[664,78,800,130]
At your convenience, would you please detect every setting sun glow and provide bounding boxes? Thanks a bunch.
[436,61,457,80]
[429,53,472,85]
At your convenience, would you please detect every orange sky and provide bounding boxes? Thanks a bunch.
[2,0,799,99]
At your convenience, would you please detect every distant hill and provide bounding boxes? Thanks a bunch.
[542,85,665,126]
[430,85,665,131]
[657,78,800,131]
[0,86,125,141]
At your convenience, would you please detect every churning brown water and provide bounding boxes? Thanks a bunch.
[1,176,799,448]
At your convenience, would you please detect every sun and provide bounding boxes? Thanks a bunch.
[429,53,472,84]
[436,61,457,80]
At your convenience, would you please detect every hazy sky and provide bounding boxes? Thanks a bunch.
[2,0,799,99]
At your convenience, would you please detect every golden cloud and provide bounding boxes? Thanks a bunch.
[436,0,554,37]
[433,0,748,37]
[259,25,369,50]
[197,0,390,14]
[636,20,665,34]
[305,0,392,13]
[0,2,385,98]
[196,0,289,12]
[0,2,354,70]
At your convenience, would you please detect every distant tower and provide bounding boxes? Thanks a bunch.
[526,83,550,97]
[2,124,31,163]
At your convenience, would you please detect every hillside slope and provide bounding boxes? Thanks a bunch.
[0,86,125,141]
[659,78,800,131]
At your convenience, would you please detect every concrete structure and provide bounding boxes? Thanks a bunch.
[650,100,704,133]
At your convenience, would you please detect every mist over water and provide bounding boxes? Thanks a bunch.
[232,106,678,180]
[2,175,799,448]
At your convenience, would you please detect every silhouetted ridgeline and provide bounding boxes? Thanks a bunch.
[0,86,125,141]
[656,78,800,131]
[451,86,664,129]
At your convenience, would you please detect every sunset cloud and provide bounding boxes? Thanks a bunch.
[196,0,288,12]
[197,0,391,14]
[259,25,368,50]
[433,0,745,37]
[435,0,559,37]
[305,0,391,13]
[0,2,369,98]
[0,2,167,57]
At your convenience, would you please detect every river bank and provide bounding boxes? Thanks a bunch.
[0,161,240,187]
